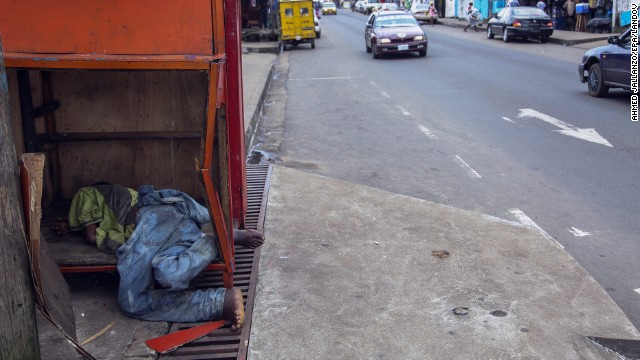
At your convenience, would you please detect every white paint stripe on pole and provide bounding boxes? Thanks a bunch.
[454,155,481,178]
[502,117,514,123]
[508,208,564,249]
[418,125,438,140]
[381,91,391,98]
[397,105,411,116]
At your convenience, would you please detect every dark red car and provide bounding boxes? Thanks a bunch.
[364,11,428,58]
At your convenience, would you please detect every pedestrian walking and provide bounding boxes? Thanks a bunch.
[464,1,480,32]
[428,2,438,26]
[536,0,546,11]
[564,0,576,29]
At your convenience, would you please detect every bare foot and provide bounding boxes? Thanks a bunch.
[51,217,70,235]
[222,288,245,331]
[233,229,265,249]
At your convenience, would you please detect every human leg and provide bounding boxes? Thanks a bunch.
[233,229,265,249]
[223,288,245,331]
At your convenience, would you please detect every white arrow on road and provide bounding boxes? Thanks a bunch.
[517,108,613,147]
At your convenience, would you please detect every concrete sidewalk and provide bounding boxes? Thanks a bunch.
[436,16,618,46]
[249,166,640,359]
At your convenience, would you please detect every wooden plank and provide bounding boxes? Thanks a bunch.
[1,40,41,359]
[0,0,215,56]
[38,131,201,142]
[5,55,216,70]
[56,140,203,200]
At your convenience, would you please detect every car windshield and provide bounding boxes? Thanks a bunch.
[323,3,336,7]
[512,8,547,16]
[415,4,430,10]
[375,16,418,27]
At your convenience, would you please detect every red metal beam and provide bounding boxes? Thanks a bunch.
[224,0,248,228]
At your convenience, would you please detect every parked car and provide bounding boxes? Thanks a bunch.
[379,3,399,11]
[314,12,322,37]
[578,28,631,97]
[486,6,553,43]
[410,3,436,22]
[364,11,428,58]
[322,2,337,14]
[355,0,366,12]
[364,2,381,14]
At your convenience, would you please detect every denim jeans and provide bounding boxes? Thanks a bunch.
[116,188,225,322]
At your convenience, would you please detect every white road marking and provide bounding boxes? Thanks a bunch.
[518,108,613,147]
[454,155,481,178]
[568,227,593,237]
[397,105,411,116]
[310,76,355,80]
[502,117,514,123]
[635,288,640,296]
[370,81,378,87]
[290,76,356,81]
[418,125,438,139]
[508,208,564,249]
[380,91,391,98]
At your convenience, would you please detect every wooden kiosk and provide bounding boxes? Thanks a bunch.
[0,0,248,288]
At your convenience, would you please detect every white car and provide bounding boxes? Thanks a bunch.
[355,0,366,12]
[411,3,437,22]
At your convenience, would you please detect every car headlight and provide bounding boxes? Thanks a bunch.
[414,35,424,41]
[379,38,391,44]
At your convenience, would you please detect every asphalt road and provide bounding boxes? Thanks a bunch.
[253,10,640,330]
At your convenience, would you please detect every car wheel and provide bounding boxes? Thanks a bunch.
[502,28,510,42]
[317,31,321,38]
[587,63,609,97]
[372,45,380,59]
[540,36,548,43]
[366,42,371,53]
[418,50,426,57]
[311,40,315,49]
[487,26,494,39]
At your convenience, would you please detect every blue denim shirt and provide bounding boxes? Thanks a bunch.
[116,188,225,322]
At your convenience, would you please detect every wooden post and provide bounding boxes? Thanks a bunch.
[0,36,41,359]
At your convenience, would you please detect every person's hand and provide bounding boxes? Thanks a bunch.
[51,218,70,235]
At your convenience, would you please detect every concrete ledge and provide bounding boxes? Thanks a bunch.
[250,166,640,359]
[241,52,277,151]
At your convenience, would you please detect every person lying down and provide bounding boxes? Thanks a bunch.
[53,183,264,330]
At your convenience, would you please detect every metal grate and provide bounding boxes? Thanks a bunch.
[161,163,272,360]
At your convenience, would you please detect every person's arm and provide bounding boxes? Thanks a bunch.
[82,224,97,245]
